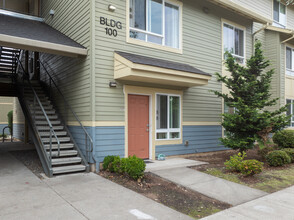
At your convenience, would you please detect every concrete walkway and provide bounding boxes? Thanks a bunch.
[203,185,294,220]
[151,166,268,206]
[0,152,193,220]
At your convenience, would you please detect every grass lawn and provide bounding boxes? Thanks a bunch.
[186,148,294,193]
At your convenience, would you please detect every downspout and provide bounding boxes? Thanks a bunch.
[252,23,269,54]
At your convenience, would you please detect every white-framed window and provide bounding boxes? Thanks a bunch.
[223,22,245,64]
[156,94,181,140]
[287,99,294,127]
[273,0,286,28]
[286,46,294,76]
[129,0,180,49]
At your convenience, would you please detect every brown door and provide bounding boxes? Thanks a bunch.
[128,94,149,159]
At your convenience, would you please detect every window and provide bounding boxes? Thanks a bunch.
[273,0,286,28]
[129,0,180,49]
[223,23,245,64]
[156,94,180,140]
[286,46,294,76]
[287,99,294,127]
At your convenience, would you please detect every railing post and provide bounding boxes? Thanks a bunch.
[33,96,36,123]
[49,127,52,166]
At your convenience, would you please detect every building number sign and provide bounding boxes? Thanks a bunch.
[100,17,122,37]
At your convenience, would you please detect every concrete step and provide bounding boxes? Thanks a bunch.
[35,120,60,125]
[52,164,86,175]
[39,131,67,137]
[48,150,77,157]
[37,125,64,131]
[30,109,56,115]
[51,157,82,165]
[42,137,70,143]
[44,143,74,150]
[34,115,58,120]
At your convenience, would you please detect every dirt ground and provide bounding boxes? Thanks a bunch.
[99,171,231,219]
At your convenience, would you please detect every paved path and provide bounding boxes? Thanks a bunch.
[203,185,294,220]
[0,152,193,220]
[152,167,268,206]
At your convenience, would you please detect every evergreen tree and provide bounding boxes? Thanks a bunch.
[214,41,290,152]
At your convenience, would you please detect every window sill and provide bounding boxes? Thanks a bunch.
[155,138,182,146]
[286,69,294,77]
[126,37,183,54]
[273,21,286,29]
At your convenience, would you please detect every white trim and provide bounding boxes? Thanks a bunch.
[155,93,181,141]
[128,93,153,160]
[272,0,287,28]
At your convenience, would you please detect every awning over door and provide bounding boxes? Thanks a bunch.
[114,51,211,88]
[0,12,87,57]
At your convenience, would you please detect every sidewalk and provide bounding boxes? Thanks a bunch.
[0,152,193,220]
[203,185,294,220]
[149,160,268,206]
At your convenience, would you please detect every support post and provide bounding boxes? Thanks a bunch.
[34,52,40,81]
[24,51,29,144]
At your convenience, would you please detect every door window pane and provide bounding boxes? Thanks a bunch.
[287,47,292,70]
[148,0,163,35]
[130,0,146,30]
[169,96,180,129]
[165,3,179,48]
[156,95,168,129]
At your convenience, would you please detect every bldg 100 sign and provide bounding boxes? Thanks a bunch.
[100,17,122,37]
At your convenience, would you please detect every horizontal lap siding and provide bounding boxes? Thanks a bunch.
[95,0,253,122]
[40,0,91,122]
[156,125,226,156]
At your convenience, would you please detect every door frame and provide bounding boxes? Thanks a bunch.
[126,93,152,160]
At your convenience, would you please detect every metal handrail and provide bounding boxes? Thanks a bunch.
[39,60,95,163]
[15,56,61,166]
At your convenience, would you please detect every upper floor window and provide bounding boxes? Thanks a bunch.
[223,23,245,64]
[129,0,180,49]
[286,46,294,76]
[273,0,286,28]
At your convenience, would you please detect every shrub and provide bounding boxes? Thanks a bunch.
[7,110,13,135]
[224,152,246,172]
[103,155,120,171]
[282,148,294,162]
[125,155,146,180]
[258,146,275,160]
[239,160,263,176]
[266,150,291,167]
[113,157,128,174]
[273,130,294,149]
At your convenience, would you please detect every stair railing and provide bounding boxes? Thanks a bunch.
[14,56,61,166]
[39,60,95,164]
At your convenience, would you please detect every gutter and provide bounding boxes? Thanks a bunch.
[252,24,269,53]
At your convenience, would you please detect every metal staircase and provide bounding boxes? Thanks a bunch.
[0,47,20,78]
[11,52,93,177]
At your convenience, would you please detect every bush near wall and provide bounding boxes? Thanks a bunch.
[103,155,146,180]
[266,150,291,167]
[273,130,294,149]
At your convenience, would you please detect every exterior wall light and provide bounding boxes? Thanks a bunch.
[49,9,55,16]
[108,4,116,12]
[109,81,117,87]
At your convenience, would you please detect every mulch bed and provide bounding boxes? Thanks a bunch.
[10,149,44,179]
[99,171,231,219]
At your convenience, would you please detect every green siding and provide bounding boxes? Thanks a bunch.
[40,0,92,121]
[95,0,253,122]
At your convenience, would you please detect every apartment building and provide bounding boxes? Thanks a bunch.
[0,0,292,175]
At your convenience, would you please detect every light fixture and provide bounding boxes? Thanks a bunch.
[109,81,117,87]
[108,4,116,12]
[49,9,55,16]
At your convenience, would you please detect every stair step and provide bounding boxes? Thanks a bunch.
[51,157,82,165]
[52,164,86,175]
[1,47,20,53]
[0,67,12,72]
[37,125,64,131]
[39,131,67,137]
[34,115,58,120]
[48,150,77,157]
[35,120,60,125]
[44,143,74,150]
[0,56,14,60]
[30,109,55,115]
[29,105,53,110]
[42,137,70,143]
[0,60,13,64]
[28,100,51,105]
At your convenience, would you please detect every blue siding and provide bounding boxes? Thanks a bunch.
[12,123,24,140]
[0,124,9,135]
[156,125,227,157]
[69,125,125,170]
